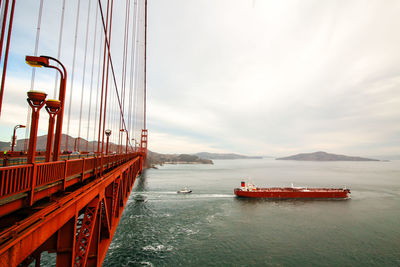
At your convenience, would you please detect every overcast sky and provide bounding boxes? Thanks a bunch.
[147,0,400,157]
[1,0,399,158]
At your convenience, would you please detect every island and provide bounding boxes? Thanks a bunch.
[147,151,213,168]
[146,151,264,168]
[276,151,379,161]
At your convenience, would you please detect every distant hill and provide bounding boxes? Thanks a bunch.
[3,134,124,153]
[147,151,213,167]
[195,152,262,160]
[276,151,379,161]
[0,141,10,151]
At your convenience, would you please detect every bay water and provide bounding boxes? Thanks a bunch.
[103,159,400,266]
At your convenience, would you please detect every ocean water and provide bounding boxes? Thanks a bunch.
[103,159,400,266]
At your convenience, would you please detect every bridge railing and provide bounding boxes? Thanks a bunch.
[0,153,142,217]
[36,161,65,187]
[0,164,32,198]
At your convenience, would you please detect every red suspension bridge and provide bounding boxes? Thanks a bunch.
[0,0,148,266]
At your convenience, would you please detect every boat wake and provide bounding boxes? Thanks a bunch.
[131,192,234,200]
[190,194,234,198]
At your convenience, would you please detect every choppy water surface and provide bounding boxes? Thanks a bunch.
[103,159,400,266]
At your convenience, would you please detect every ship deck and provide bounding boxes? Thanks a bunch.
[238,188,348,192]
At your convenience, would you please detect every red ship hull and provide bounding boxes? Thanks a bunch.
[234,187,350,199]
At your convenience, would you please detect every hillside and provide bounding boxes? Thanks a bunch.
[147,151,213,167]
[0,141,10,151]
[276,151,379,161]
[4,134,122,153]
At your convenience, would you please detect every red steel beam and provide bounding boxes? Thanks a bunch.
[0,0,15,117]
[0,156,141,266]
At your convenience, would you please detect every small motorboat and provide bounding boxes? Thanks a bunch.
[177,187,192,194]
[134,194,147,202]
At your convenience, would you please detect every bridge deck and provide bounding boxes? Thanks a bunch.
[0,153,143,266]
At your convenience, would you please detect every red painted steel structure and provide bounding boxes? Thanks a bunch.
[25,55,68,162]
[105,130,112,155]
[44,99,61,162]
[140,129,148,167]
[0,0,16,117]
[0,0,149,265]
[0,153,143,266]
[10,124,25,152]
[26,91,47,164]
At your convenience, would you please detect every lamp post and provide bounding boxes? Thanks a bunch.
[26,90,47,164]
[120,129,128,154]
[11,124,25,152]
[44,99,61,162]
[25,55,67,162]
[105,129,112,155]
[132,138,139,152]
[74,138,79,152]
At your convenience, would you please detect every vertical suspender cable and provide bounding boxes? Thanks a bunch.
[65,0,81,152]
[124,0,131,151]
[100,0,114,156]
[127,0,137,140]
[144,0,147,130]
[0,1,6,31]
[133,1,143,142]
[23,0,43,151]
[98,0,134,152]
[119,0,130,151]
[29,0,44,92]
[0,0,10,65]
[139,0,144,131]
[53,0,66,98]
[86,1,99,152]
[77,0,92,151]
[0,0,14,117]
[93,30,103,152]
[129,0,138,141]
[97,0,110,156]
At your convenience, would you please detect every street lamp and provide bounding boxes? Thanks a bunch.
[120,129,128,154]
[44,99,61,162]
[105,129,112,155]
[26,90,47,164]
[74,138,79,152]
[11,124,25,152]
[132,138,139,152]
[25,55,67,161]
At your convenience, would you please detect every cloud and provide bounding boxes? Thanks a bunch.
[1,0,400,157]
[146,0,400,156]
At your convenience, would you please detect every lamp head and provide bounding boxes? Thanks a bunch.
[45,99,61,115]
[25,56,49,68]
[105,130,112,136]
[27,90,47,107]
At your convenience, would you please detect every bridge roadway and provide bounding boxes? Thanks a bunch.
[0,152,144,266]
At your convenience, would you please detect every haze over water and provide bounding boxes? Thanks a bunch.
[103,159,400,266]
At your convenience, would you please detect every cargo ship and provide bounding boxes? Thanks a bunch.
[234,181,350,199]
